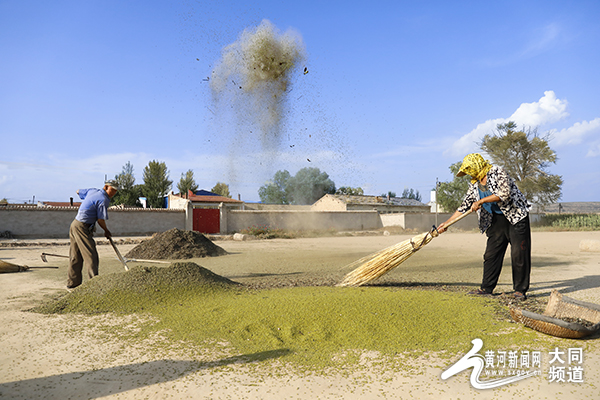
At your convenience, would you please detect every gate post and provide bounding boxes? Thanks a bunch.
[219,202,228,234]
[184,200,193,231]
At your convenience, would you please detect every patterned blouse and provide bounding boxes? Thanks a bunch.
[457,166,531,233]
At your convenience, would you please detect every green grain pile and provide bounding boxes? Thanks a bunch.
[125,228,227,260]
[33,262,239,314]
[34,268,556,370]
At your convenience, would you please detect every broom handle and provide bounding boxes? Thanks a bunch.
[441,209,473,229]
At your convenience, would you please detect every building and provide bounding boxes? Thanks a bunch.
[311,194,431,214]
[168,190,244,234]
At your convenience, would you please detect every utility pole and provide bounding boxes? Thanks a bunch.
[435,178,439,226]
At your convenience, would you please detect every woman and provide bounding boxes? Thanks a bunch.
[438,153,532,300]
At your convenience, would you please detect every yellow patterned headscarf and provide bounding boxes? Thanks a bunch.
[457,153,493,184]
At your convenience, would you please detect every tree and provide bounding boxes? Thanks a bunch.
[142,160,172,208]
[258,170,291,204]
[258,168,336,205]
[211,182,231,198]
[480,121,562,206]
[380,191,396,198]
[336,186,364,196]
[400,188,422,202]
[111,161,141,206]
[286,167,336,205]
[177,170,199,198]
[437,162,470,212]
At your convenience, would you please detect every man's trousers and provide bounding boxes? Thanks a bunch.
[67,219,98,288]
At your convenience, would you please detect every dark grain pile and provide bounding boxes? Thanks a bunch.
[125,228,228,260]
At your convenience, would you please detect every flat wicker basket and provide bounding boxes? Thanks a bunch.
[510,290,600,339]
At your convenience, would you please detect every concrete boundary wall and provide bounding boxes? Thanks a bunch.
[0,207,186,238]
[386,212,542,232]
[224,210,382,233]
[403,213,478,231]
[0,206,544,238]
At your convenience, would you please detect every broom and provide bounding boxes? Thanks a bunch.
[338,210,473,287]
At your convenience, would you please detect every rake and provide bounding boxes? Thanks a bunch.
[339,210,473,287]
[41,241,171,268]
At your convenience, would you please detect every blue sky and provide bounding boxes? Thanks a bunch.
[1,0,599,204]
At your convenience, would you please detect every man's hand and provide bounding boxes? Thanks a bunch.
[97,219,111,239]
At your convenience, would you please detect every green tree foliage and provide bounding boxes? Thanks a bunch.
[437,162,470,212]
[480,121,562,207]
[380,191,396,198]
[259,168,336,205]
[286,167,336,205]
[0,198,7,204]
[400,188,422,202]
[177,170,199,198]
[258,170,291,204]
[336,186,364,196]
[111,162,142,207]
[211,182,231,198]
[142,160,172,208]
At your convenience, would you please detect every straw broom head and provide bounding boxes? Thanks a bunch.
[338,210,472,287]
[338,230,438,287]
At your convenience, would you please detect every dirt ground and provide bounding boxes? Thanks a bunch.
[1,230,600,399]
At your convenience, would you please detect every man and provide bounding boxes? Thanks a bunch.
[437,153,532,300]
[67,180,119,289]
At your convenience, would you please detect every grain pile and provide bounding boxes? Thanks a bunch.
[125,228,227,260]
[33,262,240,314]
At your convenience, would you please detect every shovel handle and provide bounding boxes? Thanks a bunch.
[108,237,129,271]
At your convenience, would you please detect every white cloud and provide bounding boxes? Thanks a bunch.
[508,90,569,126]
[552,118,600,146]
[447,91,569,157]
[586,142,600,158]
[480,23,564,68]
[446,118,505,157]
[519,23,561,59]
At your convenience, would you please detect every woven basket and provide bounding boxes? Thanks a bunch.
[511,290,600,339]
[544,290,600,324]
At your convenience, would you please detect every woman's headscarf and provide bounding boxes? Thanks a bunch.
[456,153,493,184]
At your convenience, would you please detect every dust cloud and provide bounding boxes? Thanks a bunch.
[210,19,306,150]
[207,19,364,199]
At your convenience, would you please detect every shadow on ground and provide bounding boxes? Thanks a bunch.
[0,349,290,400]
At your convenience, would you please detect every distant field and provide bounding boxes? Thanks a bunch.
[537,201,600,214]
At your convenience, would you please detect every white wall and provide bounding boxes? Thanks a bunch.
[225,210,382,232]
[0,207,186,238]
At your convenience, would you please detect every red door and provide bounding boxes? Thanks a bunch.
[193,209,220,233]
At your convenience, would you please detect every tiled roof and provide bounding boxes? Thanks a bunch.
[187,194,243,203]
[332,195,427,207]
[40,201,82,207]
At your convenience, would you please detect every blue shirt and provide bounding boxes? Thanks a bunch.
[75,188,110,224]
[478,186,503,215]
